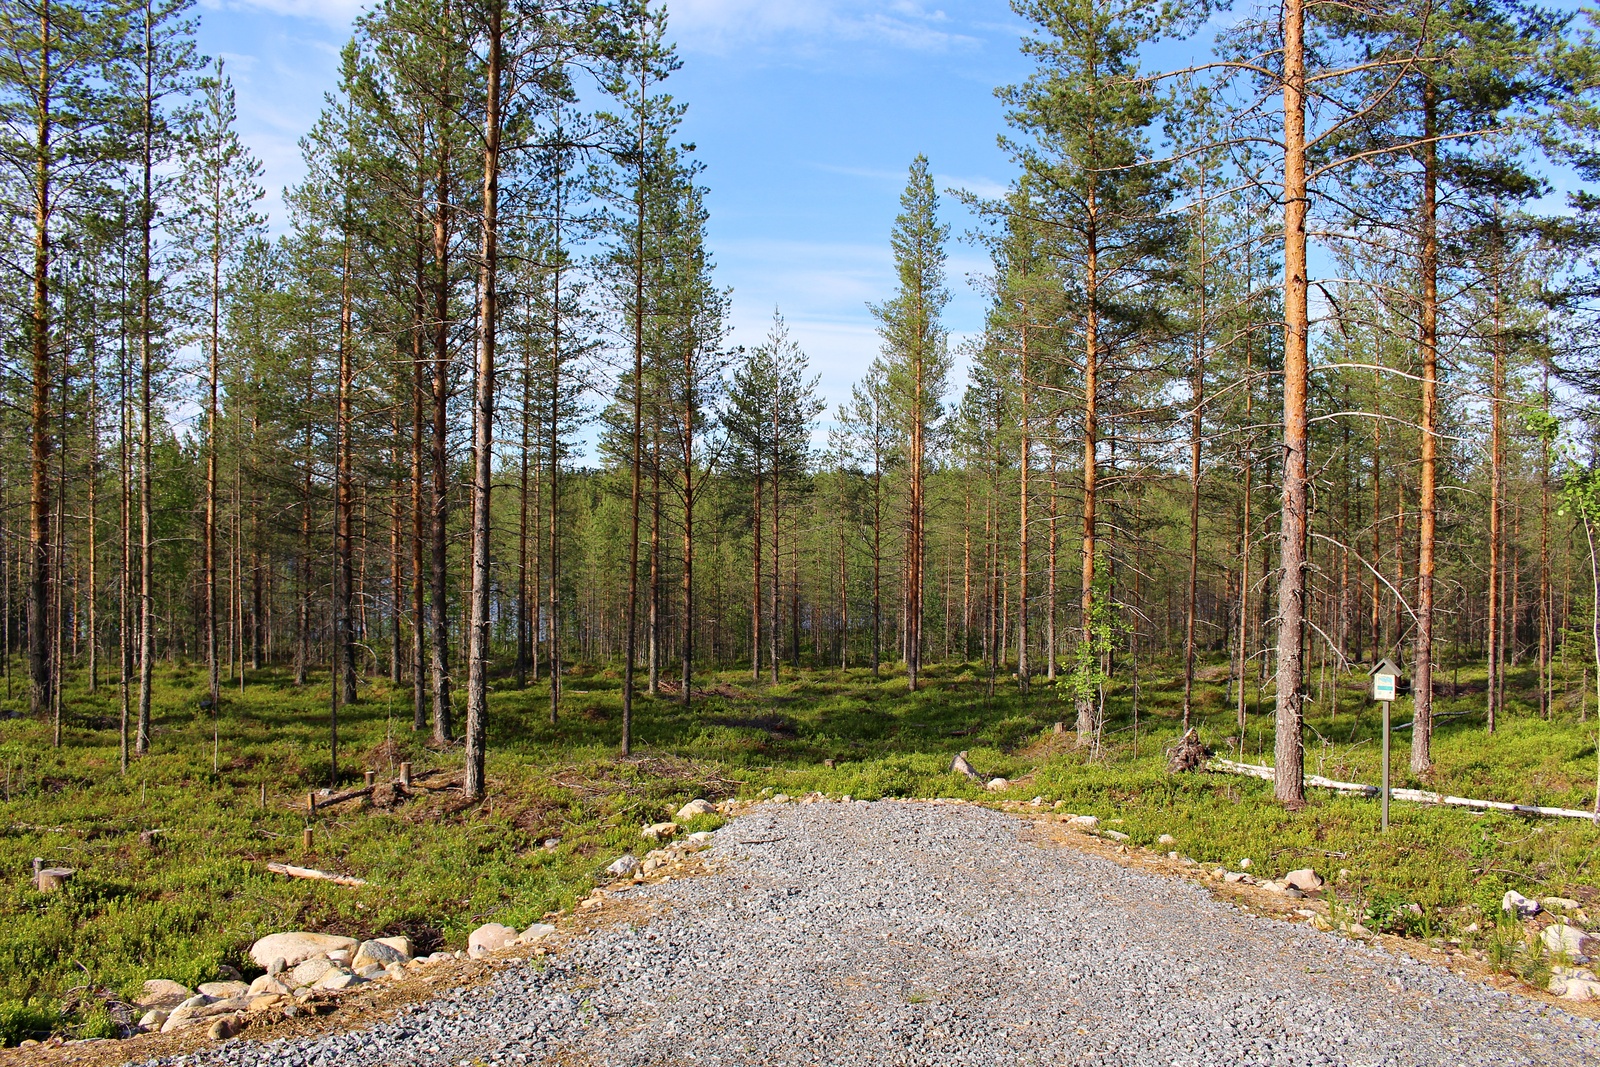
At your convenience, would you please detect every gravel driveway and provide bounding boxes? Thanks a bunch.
[149,799,1598,1067]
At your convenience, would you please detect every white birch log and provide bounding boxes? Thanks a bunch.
[1207,758,1599,822]
[265,862,368,887]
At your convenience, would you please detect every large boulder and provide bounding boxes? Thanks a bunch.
[249,932,358,969]
[137,979,192,1011]
[467,923,518,959]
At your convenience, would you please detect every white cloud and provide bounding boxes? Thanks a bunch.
[667,0,979,57]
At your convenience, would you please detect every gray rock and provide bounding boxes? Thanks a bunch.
[606,854,639,877]
[290,957,338,987]
[1502,890,1541,918]
[352,939,408,971]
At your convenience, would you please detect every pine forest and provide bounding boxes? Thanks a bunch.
[5,0,1600,1048]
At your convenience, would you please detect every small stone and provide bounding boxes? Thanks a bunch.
[198,981,250,999]
[685,831,714,848]
[1102,830,1130,842]
[291,957,338,987]
[327,948,352,965]
[1239,858,1252,869]
[641,821,679,841]
[518,923,556,945]
[1337,868,1351,883]
[1069,815,1099,829]
[383,962,406,980]
[206,1016,241,1041]
[771,793,791,803]
[606,854,639,877]
[266,957,287,976]
[1310,914,1334,931]
[312,969,364,991]
[1167,850,1179,860]
[1224,872,1254,884]
[1261,880,1286,894]
[177,994,214,1010]
[1284,868,1324,892]
[675,798,715,821]
[1157,834,1177,846]
[249,932,359,969]
[137,979,192,1010]
[1502,890,1541,918]
[356,963,386,978]
[138,1009,168,1030]
[1543,896,1582,912]
[984,778,1009,793]
[248,994,287,1013]
[467,922,518,959]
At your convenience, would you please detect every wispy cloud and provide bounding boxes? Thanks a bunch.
[199,0,366,30]
[668,0,981,58]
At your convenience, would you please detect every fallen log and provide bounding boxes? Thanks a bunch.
[265,862,368,887]
[1208,758,1600,822]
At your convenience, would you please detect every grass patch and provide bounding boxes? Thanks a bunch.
[0,654,1596,1043]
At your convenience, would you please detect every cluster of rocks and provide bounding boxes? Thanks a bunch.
[1503,890,1600,1002]
[605,798,725,880]
[133,923,559,1042]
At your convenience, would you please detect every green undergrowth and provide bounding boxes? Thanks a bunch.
[0,654,1596,1043]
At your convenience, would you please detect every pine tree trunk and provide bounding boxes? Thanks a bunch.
[1077,199,1099,744]
[1413,92,1438,771]
[465,6,501,799]
[1274,0,1309,806]
[1017,322,1031,694]
[28,2,53,723]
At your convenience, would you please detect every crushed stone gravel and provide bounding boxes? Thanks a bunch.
[142,799,1599,1066]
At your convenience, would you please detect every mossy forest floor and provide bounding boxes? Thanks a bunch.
[1,654,1597,1045]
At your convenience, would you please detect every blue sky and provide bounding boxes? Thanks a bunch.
[195,0,1044,416]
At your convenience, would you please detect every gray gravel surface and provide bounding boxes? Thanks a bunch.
[145,799,1598,1066]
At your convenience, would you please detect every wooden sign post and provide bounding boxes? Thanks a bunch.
[1369,658,1402,832]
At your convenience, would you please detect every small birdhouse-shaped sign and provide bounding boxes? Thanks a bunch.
[1369,658,1402,702]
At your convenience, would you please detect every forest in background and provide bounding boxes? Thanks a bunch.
[5,0,1600,812]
